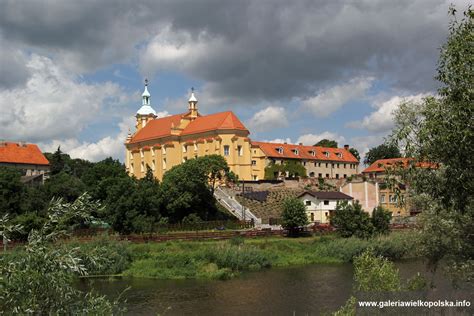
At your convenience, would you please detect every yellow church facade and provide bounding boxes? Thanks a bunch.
[125,81,359,181]
[125,83,254,180]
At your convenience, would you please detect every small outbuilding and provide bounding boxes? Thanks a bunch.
[298,191,353,224]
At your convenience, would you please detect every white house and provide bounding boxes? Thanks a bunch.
[298,191,353,224]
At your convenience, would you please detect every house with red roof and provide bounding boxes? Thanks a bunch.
[125,81,360,181]
[0,142,50,184]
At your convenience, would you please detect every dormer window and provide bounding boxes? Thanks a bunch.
[292,149,299,155]
[309,150,315,157]
[324,151,329,158]
[337,152,343,158]
[276,147,283,154]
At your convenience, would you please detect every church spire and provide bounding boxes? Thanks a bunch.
[136,78,157,131]
[188,87,198,118]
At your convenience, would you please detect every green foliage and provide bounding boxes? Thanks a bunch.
[371,206,392,235]
[45,171,87,202]
[389,6,474,278]
[264,160,306,180]
[314,139,338,148]
[161,155,230,222]
[331,201,374,239]
[363,143,401,166]
[354,248,401,292]
[348,148,360,161]
[0,167,24,215]
[66,237,132,275]
[281,197,308,235]
[0,194,120,314]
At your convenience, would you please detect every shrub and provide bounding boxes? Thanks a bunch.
[372,206,392,235]
[281,197,309,236]
[331,201,374,239]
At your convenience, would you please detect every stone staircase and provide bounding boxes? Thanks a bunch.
[214,187,262,224]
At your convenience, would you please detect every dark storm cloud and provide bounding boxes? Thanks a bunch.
[0,0,466,98]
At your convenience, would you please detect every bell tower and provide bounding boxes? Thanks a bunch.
[188,87,198,119]
[135,79,157,131]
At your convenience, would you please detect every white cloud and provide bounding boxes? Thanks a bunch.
[265,138,293,144]
[350,93,429,132]
[296,132,346,146]
[247,106,288,132]
[40,117,135,162]
[0,54,127,142]
[301,77,373,117]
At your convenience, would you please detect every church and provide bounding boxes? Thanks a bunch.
[125,81,359,181]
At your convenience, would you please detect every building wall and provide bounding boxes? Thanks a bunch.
[0,162,50,176]
[340,181,378,215]
[378,188,409,217]
[299,193,353,224]
[126,130,254,181]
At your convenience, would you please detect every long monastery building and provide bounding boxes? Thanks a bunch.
[125,82,359,181]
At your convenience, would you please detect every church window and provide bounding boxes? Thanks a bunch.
[237,145,243,156]
[224,145,230,156]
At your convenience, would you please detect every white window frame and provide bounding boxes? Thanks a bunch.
[224,145,230,156]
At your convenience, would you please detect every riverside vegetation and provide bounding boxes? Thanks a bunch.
[9,230,417,281]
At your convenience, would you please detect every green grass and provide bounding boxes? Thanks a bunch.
[2,231,416,280]
[118,231,419,280]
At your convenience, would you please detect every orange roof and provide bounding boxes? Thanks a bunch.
[251,141,359,163]
[181,111,248,135]
[129,113,184,144]
[0,142,50,166]
[362,158,438,173]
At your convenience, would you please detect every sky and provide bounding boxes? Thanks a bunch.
[0,0,469,163]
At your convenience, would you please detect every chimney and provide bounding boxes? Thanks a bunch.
[284,142,287,144]
[298,143,303,146]
[344,144,349,150]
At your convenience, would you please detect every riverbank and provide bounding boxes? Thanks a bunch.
[69,230,419,280]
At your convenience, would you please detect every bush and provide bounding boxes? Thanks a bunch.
[203,245,272,271]
[281,197,309,236]
[372,206,392,235]
[331,201,374,239]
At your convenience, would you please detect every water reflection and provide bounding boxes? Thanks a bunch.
[82,261,472,315]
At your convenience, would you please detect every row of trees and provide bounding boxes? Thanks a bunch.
[280,197,391,238]
[0,151,235,236]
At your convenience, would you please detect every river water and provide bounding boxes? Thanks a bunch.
[82,261,473,315]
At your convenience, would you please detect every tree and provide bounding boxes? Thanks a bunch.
[389,6,473,280]
[371,206,392,235]
[46,146,66,175]
[161,155,231,222]
[0,194,120,314]
[264,160,306,180]
[349,148,360,162]
[281,197,308,236]
[45,172,87,202]
[331,201,374,239]
[314,139,338,148]
[363,143,401,165]
[0,167,24,215]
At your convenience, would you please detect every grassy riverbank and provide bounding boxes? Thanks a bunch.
[66,230,420,280]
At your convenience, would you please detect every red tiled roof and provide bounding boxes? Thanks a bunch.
[362,158,438,173]
[181,111,248,135]
[0,142,50,165]
[129,113,185,144]
[251,141,359,163]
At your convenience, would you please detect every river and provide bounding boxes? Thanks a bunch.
[81,261,473,315]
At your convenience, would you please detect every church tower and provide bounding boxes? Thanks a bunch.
[135,79,157,131]
[188,87,198,119]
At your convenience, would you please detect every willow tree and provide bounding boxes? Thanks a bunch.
[390,6,473,281]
